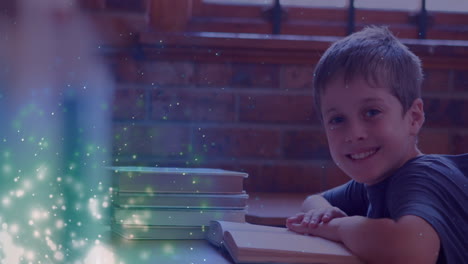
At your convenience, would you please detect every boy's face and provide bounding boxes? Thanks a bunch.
[320,76,423,185]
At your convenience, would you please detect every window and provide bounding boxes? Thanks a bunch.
[177,0,468,40]
[81,0,468,40]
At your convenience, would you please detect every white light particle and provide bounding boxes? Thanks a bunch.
[56,220,64,229]
[0,231,24,263]
[36,166,47,180]
[23,180,32,190]
[32,210,40,219]
[54,251,64,261]
[15,190,24,197]
[2,197,11,206]
[46,236,57,251]
[84,245,116,264]
[10,224,19,234]
[26,251,35,260]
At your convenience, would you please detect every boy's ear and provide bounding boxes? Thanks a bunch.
[408,98,425,135]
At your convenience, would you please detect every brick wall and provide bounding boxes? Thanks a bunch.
[106,33,468,194]
[83,2,468,194]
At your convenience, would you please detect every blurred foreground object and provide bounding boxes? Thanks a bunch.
[0,0,114,262]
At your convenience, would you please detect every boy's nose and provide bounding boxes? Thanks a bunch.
[345,122,367,143]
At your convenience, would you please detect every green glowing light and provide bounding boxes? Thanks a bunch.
[2,165,12,174]
[162,243,175,255]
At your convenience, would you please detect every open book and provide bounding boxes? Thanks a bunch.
[206,221,364,264]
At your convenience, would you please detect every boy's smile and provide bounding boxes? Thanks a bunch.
[321,76,424,185]
[347,147,380,161]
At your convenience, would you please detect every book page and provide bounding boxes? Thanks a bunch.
[206,221,287,247]
[223,229,364,264]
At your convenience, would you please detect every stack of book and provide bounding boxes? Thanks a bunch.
[109,166,248,240]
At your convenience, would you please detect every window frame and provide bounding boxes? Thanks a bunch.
[147,0,468,40]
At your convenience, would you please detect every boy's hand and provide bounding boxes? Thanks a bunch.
[286,206,347,229]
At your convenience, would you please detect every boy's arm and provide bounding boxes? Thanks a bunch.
[288,214,440,264]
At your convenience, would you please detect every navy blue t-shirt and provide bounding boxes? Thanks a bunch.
[323,154,468,264]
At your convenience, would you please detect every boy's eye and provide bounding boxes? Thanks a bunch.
[329,116,345,124]
[365,109,381,117]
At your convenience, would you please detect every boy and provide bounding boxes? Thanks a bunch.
[286,26,467,264]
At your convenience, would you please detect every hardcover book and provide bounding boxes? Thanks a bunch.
[111,223,207,240]
[113,191,249,209]
[112,207,246,226]
[110,167,248,193]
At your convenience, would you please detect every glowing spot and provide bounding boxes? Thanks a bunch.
[54,251,64,261]
[55,220,64,229]
[22,180,32,190]
[31,209,49,221]
[162,243,175,255]
[15,190,25,197]
[2,164,12,174]
[36,165,48,180]
[2,197,11,207]
[139,250,150,260]
[84,245,116,264]
[10,224,19,234]
[25,251,35,261]
[46,236,57,251]
[32,210,41,220]
[88,198,102,219]
[0,231,24,264]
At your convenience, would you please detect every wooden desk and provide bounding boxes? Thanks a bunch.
[246,192,309,226]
